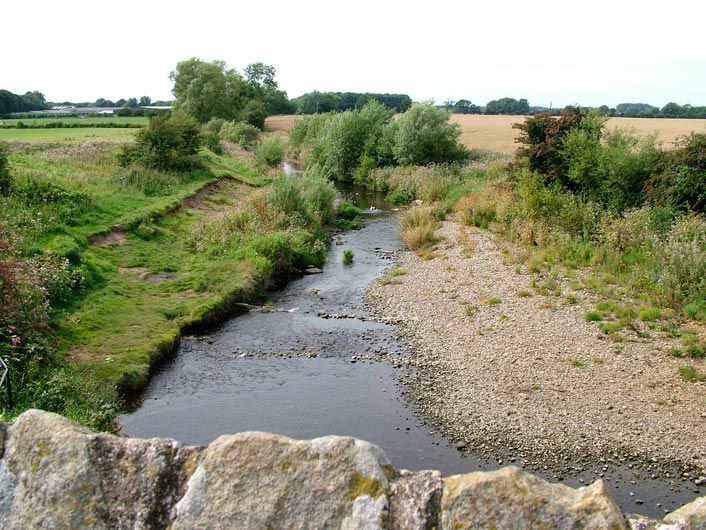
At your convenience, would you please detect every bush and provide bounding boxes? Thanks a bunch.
[513,107,595,186]
[648,133,706,214]
[255,136,285,168]
[0,142,12,196]
[203,131,223,154]
[203,117,226,135]
[336,200,362,220]
[342,249,354,264]
[306,104,390,181]
[660,214,706,304]
[391,102,467,166]
[300,174,336,225]
[220,120,261,148]
[399,207,440,252]
[266,175,307,220]
[0,218,82,409]
[119,112,203,172]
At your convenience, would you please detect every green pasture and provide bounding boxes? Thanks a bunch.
[0,127,138,143]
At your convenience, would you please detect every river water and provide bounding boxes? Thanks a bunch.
[120,183,701,518]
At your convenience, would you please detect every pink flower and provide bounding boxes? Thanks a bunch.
[11,335,21,345]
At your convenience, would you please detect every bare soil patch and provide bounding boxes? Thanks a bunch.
[90,230,126,247]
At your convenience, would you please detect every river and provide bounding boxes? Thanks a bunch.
[120,182,700,519]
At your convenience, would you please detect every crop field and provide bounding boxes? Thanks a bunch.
[266,114,706,155]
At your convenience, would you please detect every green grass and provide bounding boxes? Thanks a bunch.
[678,365,706,383]
[0,127,139,143]
[1,133,338,427]
[599,321,626,334]
[342,249,354,264]
[585,311,603,322]
[0,116,150,127]
[638,306,661,321]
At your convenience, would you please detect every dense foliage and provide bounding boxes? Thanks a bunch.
[0,90,47,115]
[0,142,11,195]
[484,97,530,115]
[169,58,292,127]
[291,91,412,114]
[514,107,706,214]
[119,112,203,172]
[291,101,467,182]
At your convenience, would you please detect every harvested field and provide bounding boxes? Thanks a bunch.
[266,114,706,156]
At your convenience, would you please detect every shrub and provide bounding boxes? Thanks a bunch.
[220,120,261,148]
[513,107,596,186]
[342,249,354,264]
[597,207,656,253]
[648,133,706,214]
[660,214,706,304]
[391,102,467,166]
[255,136,285,168]
[0,142,12,196]
[399,207,439,252]
[300,174,336,225]
[203,117,226,135]
[119,112,203,172]
[203,131,223,154]
[266,175,307,221]
[288,113,332,150]
[0,218,82,408]
[336,200,362,220]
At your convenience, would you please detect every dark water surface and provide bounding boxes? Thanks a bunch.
[120,184,701,519]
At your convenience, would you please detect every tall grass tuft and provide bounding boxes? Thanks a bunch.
[399,207,440,253]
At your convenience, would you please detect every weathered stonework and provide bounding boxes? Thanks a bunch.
[1,410,705,529]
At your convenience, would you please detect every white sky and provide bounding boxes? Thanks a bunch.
[2,0,705,109]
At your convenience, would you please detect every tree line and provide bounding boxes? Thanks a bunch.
[291,92,412,114]
[0,90,47,115]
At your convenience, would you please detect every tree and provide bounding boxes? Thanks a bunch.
[264,90,295,115]
[139,96,152,106]
[391,102,467,165]
[293,91,341,114]
[513,106,595,186]
[615,103,658,117]
[661,102,683,118]
[244,62,278,93]
[21,91,47,111]
[485,97,529,115]
[170,58,246,123]
[455,99,471,114]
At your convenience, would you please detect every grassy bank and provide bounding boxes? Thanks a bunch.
[0,127,335,429]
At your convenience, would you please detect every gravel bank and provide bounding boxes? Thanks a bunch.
[366,220,706,485]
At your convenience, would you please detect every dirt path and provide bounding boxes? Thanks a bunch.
[367,221,706,483]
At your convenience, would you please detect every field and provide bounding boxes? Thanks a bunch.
[0,116,150,127]
[0,127,139,143]
[266,114,706,155]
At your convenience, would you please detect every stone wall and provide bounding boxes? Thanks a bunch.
[0,410,704,529]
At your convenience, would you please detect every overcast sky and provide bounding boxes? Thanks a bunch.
[3,0,705,109]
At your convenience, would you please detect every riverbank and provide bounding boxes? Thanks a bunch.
[367,220,706,495]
